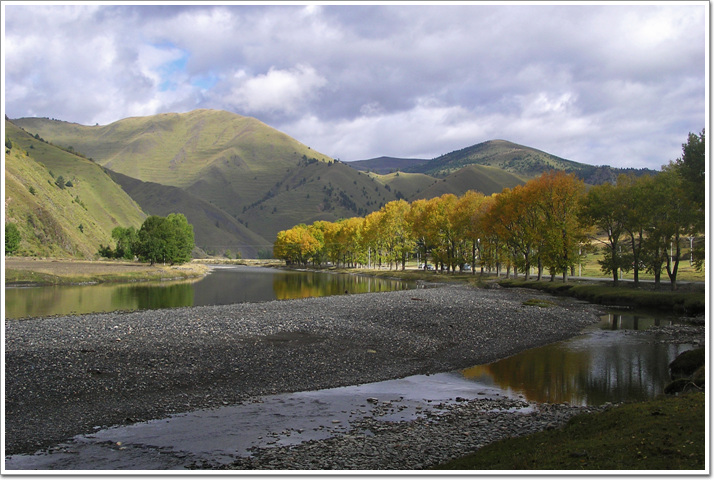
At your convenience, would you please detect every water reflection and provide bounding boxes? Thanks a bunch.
[460,312,691,406]
[4,266,413,319]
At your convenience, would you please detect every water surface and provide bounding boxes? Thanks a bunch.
[4,266,413,319]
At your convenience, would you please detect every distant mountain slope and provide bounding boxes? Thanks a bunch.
[104,170,269,258]
[14,110,402,247]
[4,120,146,258]
[347,156,429,174]
[370,171,437,200]
[406,139,654,183]
[411,164,526,200]
[14,109,334,189]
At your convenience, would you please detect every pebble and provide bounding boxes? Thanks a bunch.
[5,284,603,458]
[224,398,610,470]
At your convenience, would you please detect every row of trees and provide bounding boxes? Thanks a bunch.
[274,131,704,290]
[99,213,195,265]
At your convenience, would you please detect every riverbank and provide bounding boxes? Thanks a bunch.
[5,283,601,458]
[4,257,209,286]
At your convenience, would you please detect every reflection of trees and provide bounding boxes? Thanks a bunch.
[120,281,196,310]
[272,273,408,300]
[461,340,683,405]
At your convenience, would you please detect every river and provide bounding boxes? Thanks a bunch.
[3,268,697,470]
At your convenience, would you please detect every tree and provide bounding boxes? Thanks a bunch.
[452,190,488,274]
[274,224,322,266]
[378,200,415,270]
[134,214,195,265]
[5,222,21,255]
[580,182,629,286]
[530,171,586,282]
[55,175,66,189]
[655,167,698,290]
[671,129,705,269]
[166,213,195,265]
[617,174,654,287]
[111,226,138,260]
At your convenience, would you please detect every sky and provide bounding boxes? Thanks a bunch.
[2,2,708,170]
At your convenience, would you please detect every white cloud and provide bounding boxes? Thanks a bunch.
[222,64,327,116]
[3,3,705,170]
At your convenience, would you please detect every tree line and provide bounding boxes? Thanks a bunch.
[99,213,195,265]
[274,130,704,290]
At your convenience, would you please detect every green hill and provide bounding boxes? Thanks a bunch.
[104,169,269,259]
[13,111,642,259]
[406,139,654,183]
[411,164,526,200]
[347,156,429,174]
[370,171,438,200]
[4,120,145,258]
[13,110,402,249]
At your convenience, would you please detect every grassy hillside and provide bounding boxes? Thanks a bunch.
[241,160,400,240]
[347,156,429,174]
[13,111,406,249]
[411,164,526,199]
[370,171,438,200]
[104,170,269,259]
[14,111,617,256]
[4,120,145,258]
[14,109,334,189]
[407,139,654,183]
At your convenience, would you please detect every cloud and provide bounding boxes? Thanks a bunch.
[3,3,706,170]
[220,64,327,117]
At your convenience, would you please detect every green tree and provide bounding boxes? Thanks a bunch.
[55,175,66,189]
[671,129,705,269]
[5,222,21,255]
[112,226,138,260]
[166,213,195,264]
[134,214,194,265]
[580,182,629,286]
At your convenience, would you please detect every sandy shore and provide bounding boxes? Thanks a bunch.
[5,284,602,457]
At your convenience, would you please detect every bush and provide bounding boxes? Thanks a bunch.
[5,222,21,255]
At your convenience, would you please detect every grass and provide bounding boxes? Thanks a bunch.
[436,392,705,471]
[5,258,208,286]
[498,279,705,315]
[5,120,146,259]
[522,298,557,308]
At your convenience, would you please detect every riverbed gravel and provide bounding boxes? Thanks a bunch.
[5,283,603,464]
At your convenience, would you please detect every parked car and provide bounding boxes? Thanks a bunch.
[426,264,436,271]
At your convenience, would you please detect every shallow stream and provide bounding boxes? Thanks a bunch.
[4,310,694,471]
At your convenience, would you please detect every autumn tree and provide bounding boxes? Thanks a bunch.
[452,190,488,274]
[274,224,322,266]
[378,200,415,270]
[529,171,587,282]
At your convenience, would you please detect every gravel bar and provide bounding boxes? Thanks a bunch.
[5,283,601,459]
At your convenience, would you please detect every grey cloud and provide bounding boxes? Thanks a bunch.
[3,3,705,169]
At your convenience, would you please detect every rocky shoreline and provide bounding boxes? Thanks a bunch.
[4,284,614,465]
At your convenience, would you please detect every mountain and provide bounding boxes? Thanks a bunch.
[404,139,654,184]
[103,169,269,259]
[12,110,648,259]
[411,164,526,200]
[4,119,146,258]
[13,110,402,255]
[347,156,429,174]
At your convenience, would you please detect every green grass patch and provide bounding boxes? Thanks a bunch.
[437,393,705,471]
[522,298,557,308]
[499,280,705,315]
